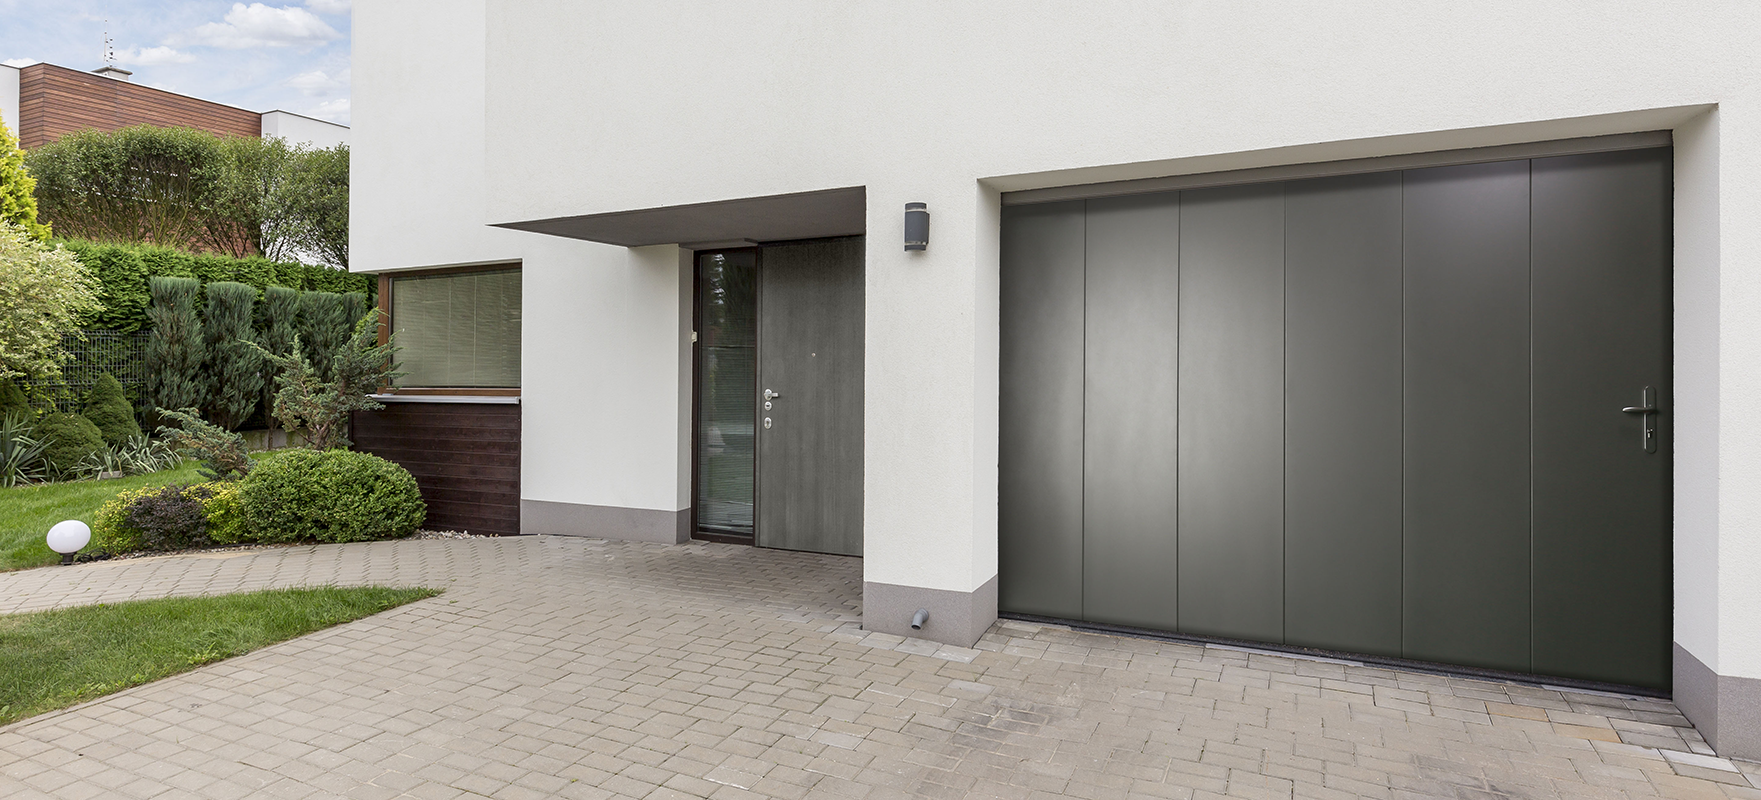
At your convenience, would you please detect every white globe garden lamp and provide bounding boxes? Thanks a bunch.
[47,520,91,566]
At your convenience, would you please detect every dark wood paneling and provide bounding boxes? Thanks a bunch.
[352,403,521,536]
[17,63,262,149]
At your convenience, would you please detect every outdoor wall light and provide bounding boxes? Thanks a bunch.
[47,519,91,566]
[904,202,929,251]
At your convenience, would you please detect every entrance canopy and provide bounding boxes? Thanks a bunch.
[493,186,866,248]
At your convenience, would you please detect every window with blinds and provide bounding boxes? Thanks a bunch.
[391,268,521,388]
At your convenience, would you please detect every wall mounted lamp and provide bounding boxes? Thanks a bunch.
[904,202,929,251]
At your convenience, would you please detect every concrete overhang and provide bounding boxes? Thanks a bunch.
[492,186,865,248]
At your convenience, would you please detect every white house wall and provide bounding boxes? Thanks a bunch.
[259,110,351,150]
[353,0,692,540]
[358,0,1761,755]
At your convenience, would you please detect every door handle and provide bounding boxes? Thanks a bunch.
[763,389,781,400]
[1621,387,1659,454]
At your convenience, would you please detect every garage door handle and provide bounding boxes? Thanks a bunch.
[1621,387,1658,454]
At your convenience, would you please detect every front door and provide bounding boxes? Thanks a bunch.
[692,238,864,556]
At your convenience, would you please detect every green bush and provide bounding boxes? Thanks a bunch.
[33,411,104,478]
[92,482,236,553]
[0,378,31,419]
[240,450,425,544]
[82,373,140,446]
[202,481,248,544]
[60,240,373,333]
[93,484,161,553]
[123,483,214,551]
[156,408,251,481]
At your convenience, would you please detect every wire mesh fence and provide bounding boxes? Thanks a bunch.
[22,329,151,414]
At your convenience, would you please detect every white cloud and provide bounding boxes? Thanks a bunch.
[303,97,349,124]
[287,67,348,96]
[305,0,350,15]
[115,46,195,66]
[174,3,342,50]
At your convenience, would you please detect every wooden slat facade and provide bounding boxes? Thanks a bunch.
[351,403,522,536]
[16,63,262,149]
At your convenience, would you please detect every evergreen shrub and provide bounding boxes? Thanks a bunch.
[201,281,262,429]
[146,277,205,412]
[0,379,31,418]
[33,411,104,477]
[61,240,373,333]
[82,373,140,446]
[240,450,425,544]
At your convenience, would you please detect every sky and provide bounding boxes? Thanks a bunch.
[0,1,351,124]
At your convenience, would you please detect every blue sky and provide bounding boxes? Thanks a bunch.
[0,1,351,124]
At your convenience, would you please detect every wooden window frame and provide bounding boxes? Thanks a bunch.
[377,262,523,397]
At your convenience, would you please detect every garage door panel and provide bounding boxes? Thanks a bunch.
[1530,149,1671,689]
[1083,193,1181,630]
[999,148,1670,689]
[999,201,1087,619]
[1178,183,1286,643]
[1401,160,1534,673]
[1284,172,1404,657]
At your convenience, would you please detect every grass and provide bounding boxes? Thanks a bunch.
[0,585,439,726]
[0,460,206,572]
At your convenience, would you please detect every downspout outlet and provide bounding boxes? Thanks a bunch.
[910,608,929,631]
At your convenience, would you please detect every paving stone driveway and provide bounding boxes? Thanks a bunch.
[0,536,1756,800]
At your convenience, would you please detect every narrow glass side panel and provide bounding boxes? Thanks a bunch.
[696,252,757,537]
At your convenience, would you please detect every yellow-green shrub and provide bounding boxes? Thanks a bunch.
[201,481,248,544]
[92,485,162,553]
[92,481,255,553]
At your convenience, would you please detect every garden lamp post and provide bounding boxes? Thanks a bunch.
[47,520,91,566]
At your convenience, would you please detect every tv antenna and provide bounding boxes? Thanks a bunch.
[103,22,116,68]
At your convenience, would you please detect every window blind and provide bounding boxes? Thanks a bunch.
[392,268,521,388]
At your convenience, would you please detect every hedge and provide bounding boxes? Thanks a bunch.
[239,449,425,544]
[62,240,373,333]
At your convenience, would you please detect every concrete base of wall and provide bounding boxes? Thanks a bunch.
[520,499,689,543]
[1675,643,1761,761]
[863,575,998,648]
[240,428,307,451]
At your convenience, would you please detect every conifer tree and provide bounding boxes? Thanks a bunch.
[258,285,299,430]
[201,281,262,430]
[82,373,140,446]
[146,277,205,413]
[0,117,48,240]
[298,291,352,381]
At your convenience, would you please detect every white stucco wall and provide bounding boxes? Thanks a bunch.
[260,110,351,149]
[359,1,1761,688]
[473,0,1760,679]
[352,0,691,518]
[0,64,18,138]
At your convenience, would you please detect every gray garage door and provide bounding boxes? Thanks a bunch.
[998,147,1670,690]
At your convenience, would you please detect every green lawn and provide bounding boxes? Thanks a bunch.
[0,461,207,572]
[0,586,438,726]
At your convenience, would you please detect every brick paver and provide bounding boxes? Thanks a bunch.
[0,536,1756,799]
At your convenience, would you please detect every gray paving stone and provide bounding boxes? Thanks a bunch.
[0,536,1754,798]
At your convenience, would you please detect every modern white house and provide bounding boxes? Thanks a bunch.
[353,1,1761,759]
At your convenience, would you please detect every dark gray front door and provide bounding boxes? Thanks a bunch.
[999,147,1671,689]
[755,237,865,556]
